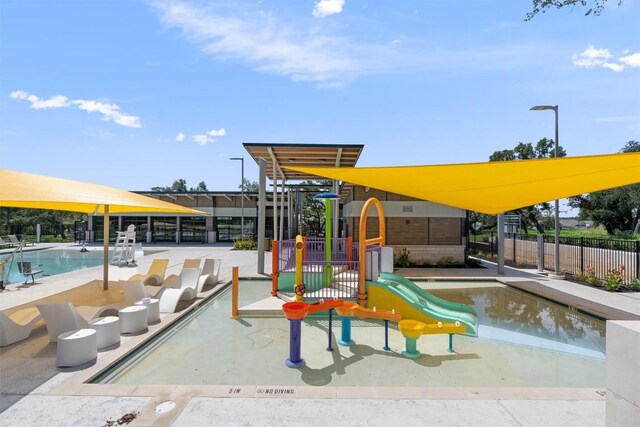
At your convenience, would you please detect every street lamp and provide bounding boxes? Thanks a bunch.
[230,157,245,241]
[530,104,563,279]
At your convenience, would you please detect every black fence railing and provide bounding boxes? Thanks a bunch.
[468,233,640,284]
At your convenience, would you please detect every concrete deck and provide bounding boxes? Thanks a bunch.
[1,245,639,426]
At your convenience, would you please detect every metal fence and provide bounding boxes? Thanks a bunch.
[468,233,640,284]
[276,237,382,299]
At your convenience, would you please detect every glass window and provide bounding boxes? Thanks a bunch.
[181,217,206,243]
[152,217,177,243]
[216,217,255,242]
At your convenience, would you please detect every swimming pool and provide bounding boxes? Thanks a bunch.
[1,248,164,284]
[95,280,606,388]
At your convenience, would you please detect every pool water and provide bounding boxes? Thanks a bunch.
[1,248,163,284]
[98,280,606,388]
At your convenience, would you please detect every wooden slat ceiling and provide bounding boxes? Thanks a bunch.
[243,143,364,181]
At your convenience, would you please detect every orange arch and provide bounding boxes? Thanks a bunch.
[358,197,386,306]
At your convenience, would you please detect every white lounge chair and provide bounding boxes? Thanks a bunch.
[8,235,33,246]
[17,261,44,284]
[0,307,43,346]
[159,268,200,313]
[197,258,221,292]
[128,258,169,287]
[0,236,13,248]
[119,280,154,306]
[36,302,120,342]
[162,259,201,289]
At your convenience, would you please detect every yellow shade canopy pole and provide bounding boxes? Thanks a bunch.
[103,204,109,291]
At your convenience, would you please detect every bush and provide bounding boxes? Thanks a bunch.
[233,238,257,250]
[585,265,599,286]
[394,248,411,267]
[629,279,640,291]
[603,267,624,291]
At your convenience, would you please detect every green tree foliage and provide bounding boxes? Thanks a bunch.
[526,0,622,21]
[298,180,333,236]
[484,138,567,234]
[0,207,85,238]
[239,178,259,192]
[568,141,640,235]
[151,179,208,192]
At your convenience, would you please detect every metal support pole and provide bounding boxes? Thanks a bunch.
[285,319,305,368]
[327,309,334,351]
[257,158,266,274]
[383,319,390,351]
[497,213,505,275]
[448,334,454,353]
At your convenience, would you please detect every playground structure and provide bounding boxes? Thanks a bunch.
[274,197,478,365]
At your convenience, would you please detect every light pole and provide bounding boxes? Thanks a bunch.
[530,105,563,279]
[230,157,245,241]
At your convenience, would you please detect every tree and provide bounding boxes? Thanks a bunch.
[486,138,567,234]
[526,0,622,21]
[239,179,259,192]
[568,141,640,235]
[298,180,333,236]
[151,179,208,192]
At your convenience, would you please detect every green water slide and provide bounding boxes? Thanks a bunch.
[371,273,478,337]
[379,273,478,317]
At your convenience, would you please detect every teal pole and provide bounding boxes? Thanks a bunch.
[339,316,355,346]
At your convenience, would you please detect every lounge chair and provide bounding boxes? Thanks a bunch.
[197,258,221,292]
[36,302,120,342]
[17,261,44,284]
[161,259,201,289]
[0,236,13,248]
[0,307,43,346]
[119,280,155,306]
[127,258,169,287]
[8,235,33,246]
[158,268,200,313]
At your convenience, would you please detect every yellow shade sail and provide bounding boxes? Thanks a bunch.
[284,152,640,215]
[0,169,206,290]
[0,169,205,215]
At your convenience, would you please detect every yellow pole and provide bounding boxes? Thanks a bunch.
[294,235,304,301]
[232,265,239,318]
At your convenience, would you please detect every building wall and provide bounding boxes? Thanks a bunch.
[344,186,466,264]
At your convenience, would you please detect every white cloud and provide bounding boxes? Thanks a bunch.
[572,44,611,68]
[71,99,141,128]
[10,90,141,128]
[10,90,70,109]
[152,1,358,85]
[175,132,185,142]
[572,45,640,73]
[619,52,640,68]
[391,39,401,46]
[312,0,345,18]
[602,62,624,72]
[192,128,226,145]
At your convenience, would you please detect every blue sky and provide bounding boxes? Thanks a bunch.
[2,0,639,210]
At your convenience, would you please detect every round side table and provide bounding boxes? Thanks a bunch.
[57,328,97,367]
[135,298,160,324]
[119,306,148,334]
[89,316,120,349]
